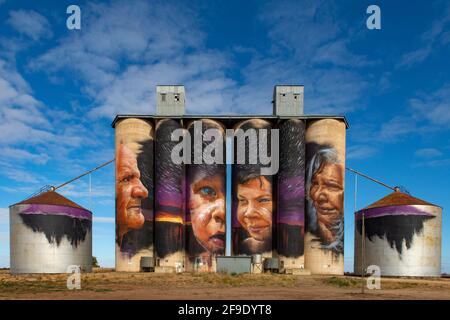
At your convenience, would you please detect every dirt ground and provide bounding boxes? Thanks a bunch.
[1,268,450,300]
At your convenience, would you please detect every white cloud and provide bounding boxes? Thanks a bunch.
[231,0,371,115]
[415,148,442,158]
[410,84,450,126]
[31,0,235,118]
[379,116,417,141]
[0,147,50,165]
[398,3,450,68]
[312,39,376,68]
[0,208,8,224]
[7,10,53,41]
[347,145,377,160]
[397,45,432,68]
[93,217,115,224]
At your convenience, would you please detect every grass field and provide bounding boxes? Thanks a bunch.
[1,268,449,300]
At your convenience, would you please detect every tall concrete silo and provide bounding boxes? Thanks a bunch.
[115,118,154,272]
[10,191,92,274]
[276,119,306,272]
[232,119,274,259]
[304,119,346,275]
[154,118,185,272]
[185,119,226,272]
[354,191,442,277]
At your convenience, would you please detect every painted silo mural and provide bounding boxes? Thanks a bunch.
[304,118,346,275]
[185,119,226,272]
[354,192,442,277]
[115,118,154,272]
[10,191,92,274]
[154,119,185,269]
[277,119,305,271]
[232,119,274,258]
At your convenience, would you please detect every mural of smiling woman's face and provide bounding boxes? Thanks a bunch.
[309,161,344,244]
[189,174,226,253]
[237,176,273,243]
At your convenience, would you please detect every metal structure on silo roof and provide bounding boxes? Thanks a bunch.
[354,191,442,277]
[10,191,92,274]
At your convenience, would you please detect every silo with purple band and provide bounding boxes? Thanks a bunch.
[354,191,442,277]
[10,191,92,274]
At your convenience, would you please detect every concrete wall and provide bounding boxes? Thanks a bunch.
[10,204,92,274]
[156,85,185,116]
[273,86,304,116]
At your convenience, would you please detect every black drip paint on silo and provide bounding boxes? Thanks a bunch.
[356,215,435,255]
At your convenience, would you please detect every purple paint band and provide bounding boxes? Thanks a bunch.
[278,215,304,225]
[355,205,434,220]
[18,204,92,220]
[277,176,305,224]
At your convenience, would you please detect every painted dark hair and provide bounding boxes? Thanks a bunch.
[137,138,154,211]
[278,119,305,180]
[186,119,225,184]
[20,214,91,248]
[357,215,434,256]
[155,119,184,194]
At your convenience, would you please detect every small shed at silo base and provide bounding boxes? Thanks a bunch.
[354,191,442,277]
[9,191,93,274]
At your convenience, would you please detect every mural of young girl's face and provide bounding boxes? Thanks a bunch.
[189,174,226,253]
[237,176,273,242]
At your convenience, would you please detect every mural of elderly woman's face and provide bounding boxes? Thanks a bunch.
[189,174,226,253]
[116,144,149,240]
[237,176,273,242]
[309,161,344,244]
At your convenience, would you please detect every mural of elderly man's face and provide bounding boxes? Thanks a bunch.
[116,143,149,239]
[189,174,226,253]
[237,176,273,242]
[309,162,344,244]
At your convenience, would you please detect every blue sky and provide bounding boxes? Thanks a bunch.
[0,0,449,272]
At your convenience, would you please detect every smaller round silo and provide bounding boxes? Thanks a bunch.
[354,191,442,277]
[10,191,92,274]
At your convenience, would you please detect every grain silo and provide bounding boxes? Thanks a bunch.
[185,119,226,272]
[354,191,442,277]
[304,118,346,275]
[10,191,92,274]
[232,119,274,259]
[154,118,185,272]
[276,119,305,272]
[115,118,154,272]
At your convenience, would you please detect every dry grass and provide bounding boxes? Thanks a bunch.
[1,269,449,299]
